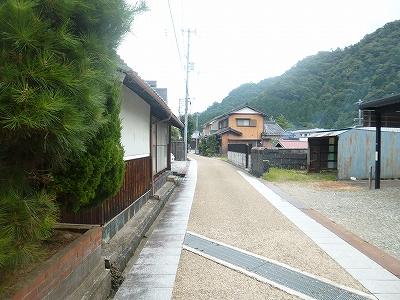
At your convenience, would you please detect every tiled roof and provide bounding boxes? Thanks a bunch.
[263,121,285,136]
[213,127,242,136]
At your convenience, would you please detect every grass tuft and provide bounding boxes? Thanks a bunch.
[263,168,336,182]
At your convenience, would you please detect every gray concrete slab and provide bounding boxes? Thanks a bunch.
[114,160,197,300]
[238,169,400,299]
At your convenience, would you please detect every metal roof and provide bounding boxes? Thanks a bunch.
[355,127,400,132]
[359,93,400,111]
[308,127,400,138]
[277,139,308,149]
[308,129,349,138]
[191,131,200,139]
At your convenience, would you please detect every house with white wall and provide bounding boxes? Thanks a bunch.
[61,59,183,242]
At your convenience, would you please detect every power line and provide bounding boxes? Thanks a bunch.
[167,0,183,70]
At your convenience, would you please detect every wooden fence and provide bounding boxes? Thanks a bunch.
[60,156,152,225]
[171,141,185,161]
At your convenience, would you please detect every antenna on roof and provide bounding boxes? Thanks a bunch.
[354,99,363,127]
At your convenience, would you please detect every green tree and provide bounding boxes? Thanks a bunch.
[198,136,219,156]
[171,126,181,141]
[52,83,125,211]
[180,114,195,146]
[198,20,400,129]
[0,0,145,271]
[275,114,291,129]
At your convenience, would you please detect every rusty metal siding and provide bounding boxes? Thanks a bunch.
[337,129,400,179]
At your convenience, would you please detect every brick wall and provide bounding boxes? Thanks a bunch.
[13,226,103,300]
[251,147,308,177]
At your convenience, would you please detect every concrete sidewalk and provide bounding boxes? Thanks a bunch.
[114,161,197,300]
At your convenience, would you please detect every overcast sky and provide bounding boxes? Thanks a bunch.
[118,0,400,115]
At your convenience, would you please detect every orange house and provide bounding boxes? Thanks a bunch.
[206,106,265,153]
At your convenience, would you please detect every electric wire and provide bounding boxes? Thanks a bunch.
[167,0,184,70]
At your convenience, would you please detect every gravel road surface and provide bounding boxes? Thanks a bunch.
[272,180,400,260]
[172,156,367,299]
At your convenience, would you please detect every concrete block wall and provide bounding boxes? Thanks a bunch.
[12,226,105,300]
[102,191,151,243]
[251,147,307,176]
[102,170,171,243]
[228,151,247,168]
[153,170,172,192]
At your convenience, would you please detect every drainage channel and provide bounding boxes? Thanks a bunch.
[183,232,375,300]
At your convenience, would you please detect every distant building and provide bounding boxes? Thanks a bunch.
[275,139,308,149]
[202,118,220,136]
[308,127,400,179]
[202,105,265,154]
[262,120,285,148]
[145,80,168,103]
[190,130,200,150]
[290,128,329,140]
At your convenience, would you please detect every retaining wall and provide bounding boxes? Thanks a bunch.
[12,225,109,300]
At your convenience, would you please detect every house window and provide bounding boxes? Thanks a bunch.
[327,137,337,169]
[219,119,228,129]
[236,118,256,127]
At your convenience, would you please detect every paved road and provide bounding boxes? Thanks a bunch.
[172,155,365,299]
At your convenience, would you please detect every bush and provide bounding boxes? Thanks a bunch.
[0,0,145,272]
[198,135,219,156]
[0,187,58,272]
[53,83,125,211]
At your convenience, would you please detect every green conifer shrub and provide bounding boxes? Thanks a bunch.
[53,83,125,211]
[0,0,145,272]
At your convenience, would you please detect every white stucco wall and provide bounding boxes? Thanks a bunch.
[120,85,150,160]
[156,122,169,173]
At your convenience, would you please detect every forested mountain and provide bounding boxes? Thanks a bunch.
[199,20,400,128]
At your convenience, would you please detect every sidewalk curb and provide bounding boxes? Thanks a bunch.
[260,177,400,279]
[219,155,400,280]
[102,180,178,294]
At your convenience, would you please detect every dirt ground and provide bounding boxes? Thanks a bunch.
[0,229,82,298]
[271,179,400,260]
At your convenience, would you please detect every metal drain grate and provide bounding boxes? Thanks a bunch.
[183,232,374,300]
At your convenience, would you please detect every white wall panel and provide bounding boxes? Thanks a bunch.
[120,85,150,159]
[156,122,169,173]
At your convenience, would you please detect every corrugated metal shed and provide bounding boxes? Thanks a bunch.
[308,129,349,138]
[337,128,400,179]
[308,127,400,179]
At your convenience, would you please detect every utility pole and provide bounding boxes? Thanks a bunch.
[183,29,193,160]
[195,113,199,154]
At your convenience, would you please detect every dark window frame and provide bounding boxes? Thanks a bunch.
[236,118,257,127]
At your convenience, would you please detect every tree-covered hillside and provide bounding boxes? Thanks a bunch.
[199,20,400,128]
